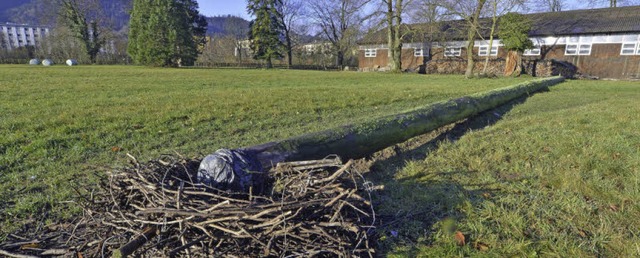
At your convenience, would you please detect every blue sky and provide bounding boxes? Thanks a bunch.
[197,1,250,19]
[195,1,636,20]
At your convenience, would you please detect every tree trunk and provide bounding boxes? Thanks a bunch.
[386,1,395,71]
[243,76,565,168]
[483,0,498,75]
[464,0,486,79]
[112,226,158,258]
[266,57,273,68]
[285,30,293,67]
[504,50,517,76]
[465,39,475,79]
[386,0,403,73]
[504,51,523,77]
[392,0,403,72]
[515,51,523,76]
[392,43,402,72]
[336,51,344,68]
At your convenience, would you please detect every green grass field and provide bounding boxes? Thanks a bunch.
[0,65,530,236]
[373,80,640,257]
[1,65,638,256]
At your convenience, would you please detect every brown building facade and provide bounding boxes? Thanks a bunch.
[358,6,640,79]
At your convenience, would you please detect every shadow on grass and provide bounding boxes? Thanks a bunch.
[362,93,543,255]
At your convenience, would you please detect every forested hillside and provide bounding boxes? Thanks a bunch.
[206,15,250,37]
[0,0,132,30]
[0,0,31,22]
[1,1,248,37]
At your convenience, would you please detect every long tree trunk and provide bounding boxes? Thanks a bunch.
[285,29,293,66]
[386,1,396,71]
[465,35,476,78]
[244,76,565,167]
[392,0,403,72]
[483,0,498,74]
[465,0,487,79]
[386,0,403,73]
[266,56,273,68]
[336,50,344,68]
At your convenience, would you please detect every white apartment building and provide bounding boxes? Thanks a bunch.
[1,23,50,51]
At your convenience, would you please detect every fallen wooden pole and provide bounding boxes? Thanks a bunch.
[243,76,565,166]
[0,249,39,258]
[111,226,158,258]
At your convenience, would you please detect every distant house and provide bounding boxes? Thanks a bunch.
[234,39,252,58]
[300,42,332,55]
[358,6,640,79]
[0,22,50,51]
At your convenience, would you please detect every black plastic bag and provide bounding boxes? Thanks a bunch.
[197,149,263,192]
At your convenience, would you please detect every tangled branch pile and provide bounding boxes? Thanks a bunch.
[1,154,377,257]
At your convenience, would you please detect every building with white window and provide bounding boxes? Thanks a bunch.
[358,6,640,79]
[1,23,50,51]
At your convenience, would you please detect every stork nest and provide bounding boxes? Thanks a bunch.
[1,154,378,257]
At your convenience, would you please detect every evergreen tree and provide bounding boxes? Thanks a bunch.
[499,12,534,76]
[59,0,105,64]
[128,0,207,67]
[247,0,285,68]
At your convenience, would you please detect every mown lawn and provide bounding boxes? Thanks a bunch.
[374,80,640,257]
[0,65,529,236]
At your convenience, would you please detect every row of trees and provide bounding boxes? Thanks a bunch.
[241,0,526,74]
[0,0,131,64]
[239,0,638,76]
[241,0,368,69]
[0,0,207,67]
[3,0,637,69]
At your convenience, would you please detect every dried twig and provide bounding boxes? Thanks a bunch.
[4,154,378,257]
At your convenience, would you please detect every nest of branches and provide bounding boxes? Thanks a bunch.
[1,154,377,257]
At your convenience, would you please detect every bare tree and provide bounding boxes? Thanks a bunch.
[408,0,449,23]
[223,16,251,63]
[277,0,306,66]
[585,0,640,7]
[441,0,487,78]
[406,0,451,63]
[198,35,242,64]
[382,0,415,72]
[309,0,370,68]
[36,24,90,63]
[59,0,105,63]
[481,0,527,74]
[535,0,564,11]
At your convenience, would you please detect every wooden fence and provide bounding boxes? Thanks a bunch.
[192,62,344,71]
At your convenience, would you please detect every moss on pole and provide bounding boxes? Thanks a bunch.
[244,76,565,166]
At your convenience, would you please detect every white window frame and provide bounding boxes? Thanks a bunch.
[524,47,541,56]
[578,43,592,55]
[565,43,591,56]
[364,48,377,58]
[444,47,461,57]
[620,42,639,55]
[414,48,428,57]
[478,45,498,56]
